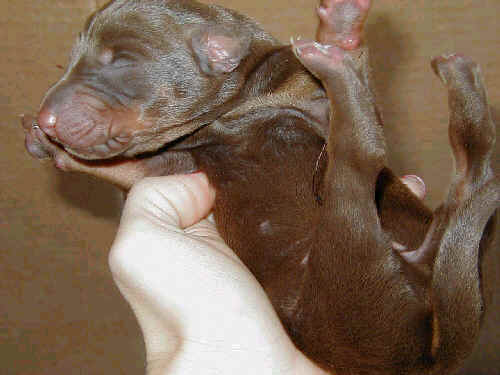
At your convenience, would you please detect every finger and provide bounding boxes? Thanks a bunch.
[125,172,216,229]
[25,129,51,159]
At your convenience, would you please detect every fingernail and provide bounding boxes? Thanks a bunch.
[317,5,328,17]
[402,174,426,198]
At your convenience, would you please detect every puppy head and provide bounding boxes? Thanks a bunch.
[37,0,276,160]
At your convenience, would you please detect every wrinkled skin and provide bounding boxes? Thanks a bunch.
[22,0,498,374]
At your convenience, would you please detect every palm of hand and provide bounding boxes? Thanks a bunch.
[109,174,326,375]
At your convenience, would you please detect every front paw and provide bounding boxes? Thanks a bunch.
[291,39,363,93]
[316,0,372,49]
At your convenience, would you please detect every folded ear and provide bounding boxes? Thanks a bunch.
[190,26,250,75]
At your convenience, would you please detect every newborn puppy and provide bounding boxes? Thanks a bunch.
[22,0,498,374]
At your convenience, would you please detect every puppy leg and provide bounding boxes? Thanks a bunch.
[311,0,434,251]
[410,54,499,372]
[292,41,430,372]
[293,45,498,373]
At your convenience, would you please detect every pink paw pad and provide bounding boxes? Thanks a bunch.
[316,0,372,50]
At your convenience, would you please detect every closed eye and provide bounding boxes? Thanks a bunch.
[111,48,144,68]
[113,54,137,67]
[99,49,139,68]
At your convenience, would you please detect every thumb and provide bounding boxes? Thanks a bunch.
[124,172,216,229]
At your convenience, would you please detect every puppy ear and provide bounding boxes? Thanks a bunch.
[190,26,250,75]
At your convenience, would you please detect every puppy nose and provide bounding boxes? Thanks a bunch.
[37,107,58,137]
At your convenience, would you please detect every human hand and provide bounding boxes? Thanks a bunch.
[108,173,327,375]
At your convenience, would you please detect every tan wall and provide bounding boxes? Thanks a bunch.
[1,1,498,374]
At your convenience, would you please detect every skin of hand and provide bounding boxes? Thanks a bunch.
[108,173,327,375]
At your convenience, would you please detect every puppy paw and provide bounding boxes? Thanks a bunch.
[316,0,372,50]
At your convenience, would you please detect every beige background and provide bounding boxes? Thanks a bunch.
[1,0,498,374]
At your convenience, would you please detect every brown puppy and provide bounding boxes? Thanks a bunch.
[22,0,498,374]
